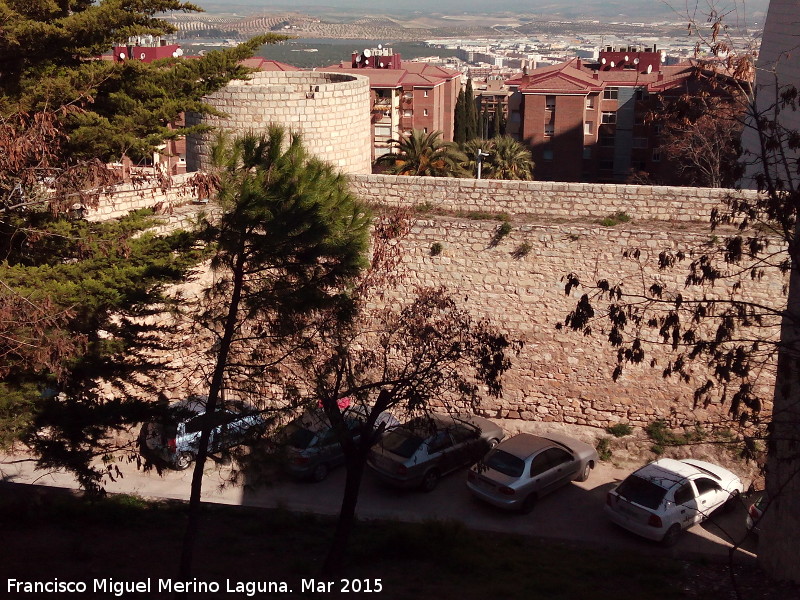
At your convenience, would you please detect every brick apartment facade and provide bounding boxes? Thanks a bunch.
[506,47,726,184]
[320,49,461,161]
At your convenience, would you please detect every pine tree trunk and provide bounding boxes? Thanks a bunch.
[321,451,367,578]
[177,246,247,595]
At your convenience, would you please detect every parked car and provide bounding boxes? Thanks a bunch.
[367,413,504,492]
[746,494,768,534]
[605,458,744,545]
[466,432,599,512]
[139,396,266,470]
[282,406,374,482]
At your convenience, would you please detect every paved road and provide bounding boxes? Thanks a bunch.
[0,452,758,563]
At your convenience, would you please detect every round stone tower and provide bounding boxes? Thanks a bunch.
[186,71,372,174]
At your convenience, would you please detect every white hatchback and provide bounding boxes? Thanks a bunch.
[605,458,743,545]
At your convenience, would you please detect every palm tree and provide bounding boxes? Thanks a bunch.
[486,136,535,180]
[461,137,495,177]
[376,129,467,177]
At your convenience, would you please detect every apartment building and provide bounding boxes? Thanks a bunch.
[506,46,720,184]
[320,48,461,160]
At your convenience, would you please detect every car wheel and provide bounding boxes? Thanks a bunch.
[311,463,329,483]
[487,438,500,450]
[576,461,593,482]
[725,489,741,512]
[521,492,538,514]
[174,452,194,471]
[420,469,440,493]
[662,523,682,547]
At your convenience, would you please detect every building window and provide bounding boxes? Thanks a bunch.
[423,109,429,116]
[599,132,615,147]
[423,127,428,133]
[654,123,663,134]
[633,137,648,149]
[603,87,619,100]
[423,90,429,97]
[544,123,555,137]
[403,110,413,117]
[374,125,392,137]
[601,111,617,124]
[652,149,662,162]
[542,149,554,161]
[546,95,556,110]
[599,159,614,170]
[635,88,649,101]
[585,95,595,109]
[583,147,592,159]
[584,121,593,135]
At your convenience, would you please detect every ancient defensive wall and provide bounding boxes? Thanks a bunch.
[87,175,781,433]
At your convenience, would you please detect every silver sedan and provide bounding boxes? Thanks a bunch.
[367,413,504,492]
[466,432,599,512]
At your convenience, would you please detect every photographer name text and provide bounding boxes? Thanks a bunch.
[7,577,383,596]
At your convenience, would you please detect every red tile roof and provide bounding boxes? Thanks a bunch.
[509,58,700,94]
[319,60,461,88]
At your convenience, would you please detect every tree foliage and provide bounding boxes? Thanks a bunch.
[376,129,467,177]
[646,85,745,188]
[1,210,206,490]
[461,136,534,180]
[179,127,371,580]
[271,210,520,577]
[454,88,467,145]
[561,9,800,582]
[0,0,283,489]
[464,78,479,142]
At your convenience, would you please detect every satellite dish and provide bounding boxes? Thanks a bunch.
[624,55,629,61]
[610,61,615,67]
[364,48,372,58]
[633,57,640,65]
[601,57,606,65]
[140,52,146,60]
[175,48,183,57]
[380,62,385,68]
[355,54,362,62]
[172,50,179,58]
[118,52,126,60]
[378,44,383,50]
[647,64,653,74]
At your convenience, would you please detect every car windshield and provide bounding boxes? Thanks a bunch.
[184,410,237,435]
[284,423,317,450]
[617,474,668,510]
[484,449,525,477]
[381,429,424,458]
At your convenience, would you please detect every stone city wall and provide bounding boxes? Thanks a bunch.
[185,71,372,175]
[347,174,760,222]
[88,174,780,433]
[379,216,782,430]
[83,173,198,222]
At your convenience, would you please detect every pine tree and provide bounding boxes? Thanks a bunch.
[494,105,507,137]
[0,0,285,489]
[180,126,370,580]
[483,107,492,139]
[454,88,467,144]
[464,79,480,141]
